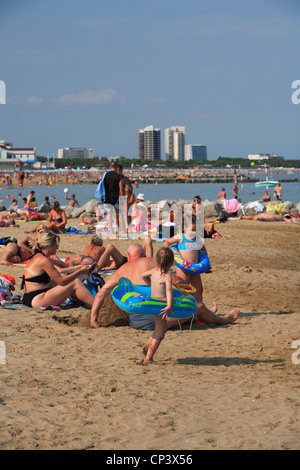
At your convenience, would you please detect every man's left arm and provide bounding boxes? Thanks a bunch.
[90,275,118,328]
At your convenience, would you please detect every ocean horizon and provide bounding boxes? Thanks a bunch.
[0,178,299,208]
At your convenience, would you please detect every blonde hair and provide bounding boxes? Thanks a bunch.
[31,231,60,251]
[156,247,174,274]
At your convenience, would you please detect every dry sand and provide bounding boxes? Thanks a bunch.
[0,218,299,450]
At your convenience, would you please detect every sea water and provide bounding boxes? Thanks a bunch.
[0,177,299,208]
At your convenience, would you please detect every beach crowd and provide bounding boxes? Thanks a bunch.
[0,162,298,363]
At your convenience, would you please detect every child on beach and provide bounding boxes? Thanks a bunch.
[141,247,174,364]
[163,214,206,303]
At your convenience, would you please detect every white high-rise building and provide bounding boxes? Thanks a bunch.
[165,126,185,161]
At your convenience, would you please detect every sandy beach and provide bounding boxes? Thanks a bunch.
[0,217,299,450]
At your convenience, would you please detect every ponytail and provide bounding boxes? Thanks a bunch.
[156,247,174,273]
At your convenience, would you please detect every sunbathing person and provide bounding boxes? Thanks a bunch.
[21,231,95,309]
[70,235,105,266]
[25,201,67,234]
[0,199,20,219]
[0,238,34,265]
[238,213,298,223]
[204,222,222,238]
[0,218,19,227]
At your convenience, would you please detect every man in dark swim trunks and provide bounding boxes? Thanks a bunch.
[101,161,125,234]
[95,240,151,272]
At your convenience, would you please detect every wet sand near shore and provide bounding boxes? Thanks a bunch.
[0,218,299,450]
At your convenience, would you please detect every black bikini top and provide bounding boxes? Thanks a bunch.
[21,251,51,289]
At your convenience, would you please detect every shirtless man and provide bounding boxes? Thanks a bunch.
[65,193,79,208]
[273,183,282,200]
[90,240,240,329]
[262,190,271,202]
[217,187,226,200]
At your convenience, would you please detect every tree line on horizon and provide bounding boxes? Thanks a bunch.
[36,155,300,170]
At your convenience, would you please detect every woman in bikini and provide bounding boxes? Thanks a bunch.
[25,201,67,234]
[46,201,67,233]
[69,235,105,266]
[21,231,95,309]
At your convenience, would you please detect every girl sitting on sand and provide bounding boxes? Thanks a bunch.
[163,214,206,303]
[141,246,174,364]
[21,231,95,309]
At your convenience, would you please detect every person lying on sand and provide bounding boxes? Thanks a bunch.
[0,238,34,265]
[238,213,298,223]
[0,218,19,227]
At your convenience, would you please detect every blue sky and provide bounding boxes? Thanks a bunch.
[0,0,299,160]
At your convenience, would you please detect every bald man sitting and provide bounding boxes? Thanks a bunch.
[90,239,240,330]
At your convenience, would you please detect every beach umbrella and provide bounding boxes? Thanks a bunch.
[234,170,237,186]
[264,163,269,190]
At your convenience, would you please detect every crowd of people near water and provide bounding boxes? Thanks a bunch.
[0,163,298,363]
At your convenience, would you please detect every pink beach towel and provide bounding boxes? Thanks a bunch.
[222,198,242,213]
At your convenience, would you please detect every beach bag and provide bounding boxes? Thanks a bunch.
[95,171,107,203]
[0,274,16,300]
[0,236,17,246]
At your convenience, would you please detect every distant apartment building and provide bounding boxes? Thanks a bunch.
[57,147,94,159]
[248,153,284,161]
[185,144,207,161]
[0,140,36,163]
[138,126,161,160]
[165,126,185,161]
